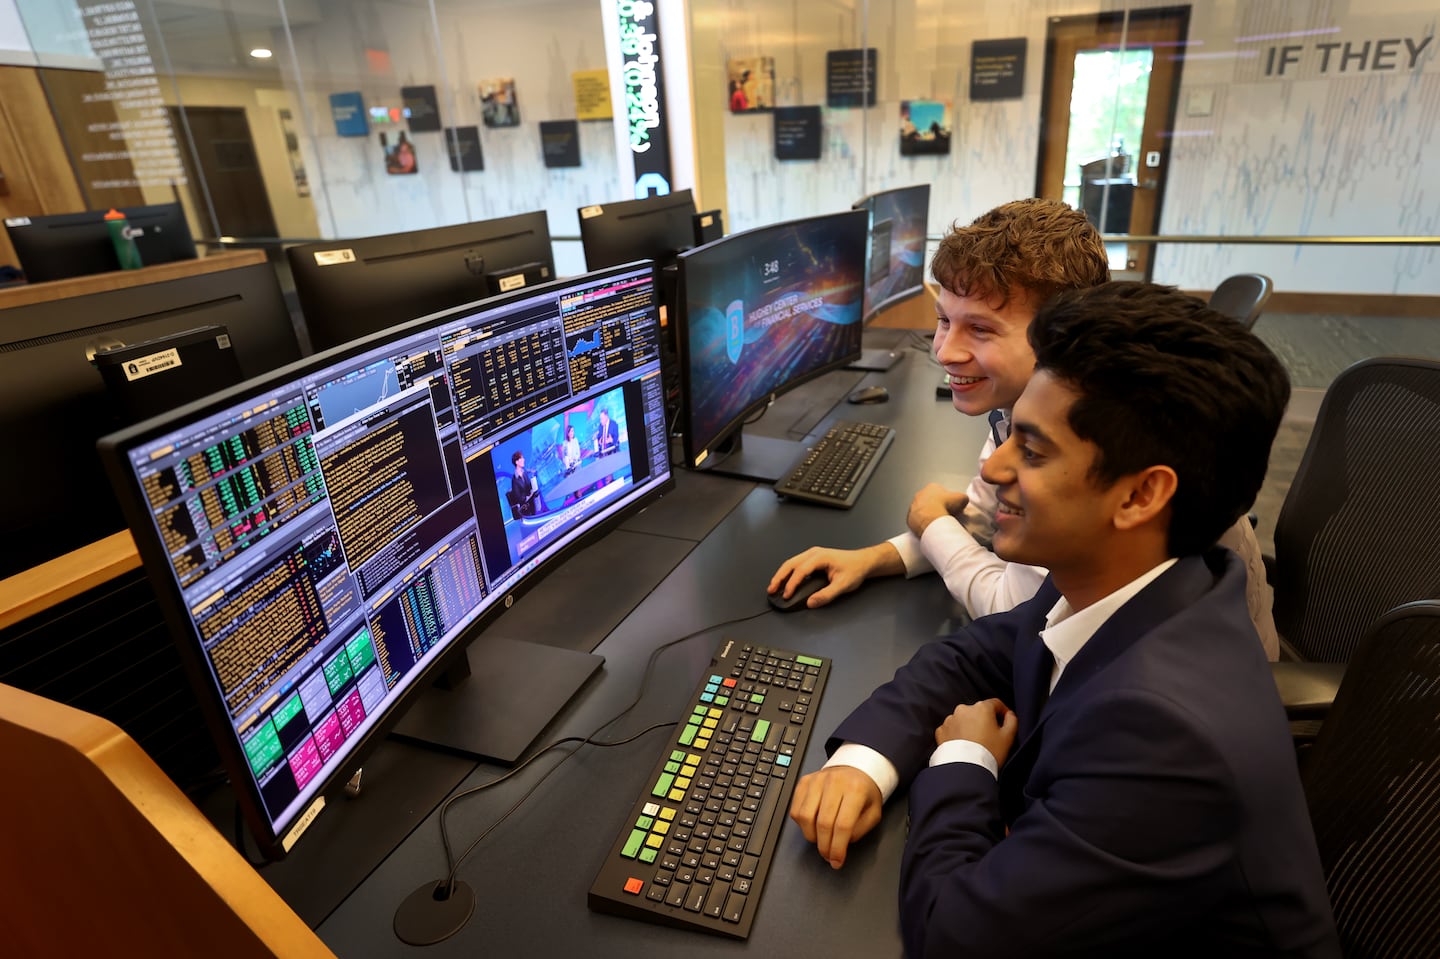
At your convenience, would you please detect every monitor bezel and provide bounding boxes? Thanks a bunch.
[97,260,674,860]
[674,209,868,468]
[853,183,931,323]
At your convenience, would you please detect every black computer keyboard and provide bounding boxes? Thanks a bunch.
[587,639,830,939]
[772,419,896,509]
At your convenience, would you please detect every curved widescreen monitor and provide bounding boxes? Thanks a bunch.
[98,261,671,859]
[578,189,696,271]
[288,211,554,352]
[675,209,868,477]
[5,202,197,283]
[854,184,930,322]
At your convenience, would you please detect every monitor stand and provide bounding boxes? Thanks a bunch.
[692,430,803,484]
[390,638,603,765]
[845,347,906,372]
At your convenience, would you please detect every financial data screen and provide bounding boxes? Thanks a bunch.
[113,263,669,844]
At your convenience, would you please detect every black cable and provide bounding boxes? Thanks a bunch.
[435,606,776,893]
[740,394,775,427]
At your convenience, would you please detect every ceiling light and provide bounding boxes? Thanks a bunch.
[250,48,273,59]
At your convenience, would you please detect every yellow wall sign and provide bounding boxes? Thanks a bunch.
[573,69,613,120]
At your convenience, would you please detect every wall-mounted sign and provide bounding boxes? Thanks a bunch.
[402,84,442,132]
[615,0,672,197]
[1263,34,1433,77]
[541,120,581,167]
[970,38,1026,101]
[827,48,877,108]
[445,126,484,172]
[573,69,613,120]
[773,106,821,160]
[329,92,368,137]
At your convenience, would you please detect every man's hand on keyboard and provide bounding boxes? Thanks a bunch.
[768,544,905,608]
[906,483,970,538]
[789,765,884,870]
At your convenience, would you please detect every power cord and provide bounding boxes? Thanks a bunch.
[740,393,775,427]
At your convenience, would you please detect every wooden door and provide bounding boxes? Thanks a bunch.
[170,105,279,239]
[1036,7,1190,279]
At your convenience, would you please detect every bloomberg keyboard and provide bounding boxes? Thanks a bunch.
[587,639,830,939]
[772,419,896,509]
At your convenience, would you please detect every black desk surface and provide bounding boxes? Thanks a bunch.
[277,331,993,955]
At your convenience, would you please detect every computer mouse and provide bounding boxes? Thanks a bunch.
[847,385,889,405]
[768,572,828,612]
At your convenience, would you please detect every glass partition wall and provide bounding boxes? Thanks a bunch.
[5,0,1436,368]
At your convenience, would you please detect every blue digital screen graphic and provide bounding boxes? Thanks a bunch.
[680,211,867,457]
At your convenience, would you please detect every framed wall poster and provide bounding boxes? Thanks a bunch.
[727,56,775,113]
[540,120,581,167]
[381,130,418,174]
[480,78,520,128]
[899,99,952,156]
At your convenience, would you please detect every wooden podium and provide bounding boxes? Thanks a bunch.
[0,682,334,957]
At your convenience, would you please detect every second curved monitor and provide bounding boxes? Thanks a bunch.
[855,183,930,322]
[675,209,868,475]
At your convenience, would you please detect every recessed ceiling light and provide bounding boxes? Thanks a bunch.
[250,48,273,59]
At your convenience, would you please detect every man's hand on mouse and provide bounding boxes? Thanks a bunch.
[906,483,969,538]
[767,544,905,608]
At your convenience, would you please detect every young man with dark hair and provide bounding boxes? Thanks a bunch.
[769,199,1280,658]
[789,282,1337,957]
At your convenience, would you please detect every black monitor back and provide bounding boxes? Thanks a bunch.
[579,189,697,271]
[0,260,301,577]
[92,326,245,425]
[693,209,724,246]
[287,212,554,352]
[4,203,197,283]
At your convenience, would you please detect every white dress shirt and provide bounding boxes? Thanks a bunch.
[827,558,1179,796]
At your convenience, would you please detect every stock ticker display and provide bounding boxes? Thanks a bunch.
[117,264,669,837]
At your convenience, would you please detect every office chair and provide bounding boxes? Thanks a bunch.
[1269,356,1440,731]
[1301,599,1440,958]
[1208,273,1272,330]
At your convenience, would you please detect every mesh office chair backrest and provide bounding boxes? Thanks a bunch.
[1271,357,1440,662]
[1208,273,1272,330]
[1302,599,1440,958]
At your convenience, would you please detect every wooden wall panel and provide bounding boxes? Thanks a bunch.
[38,66,147,212]
[0,66,86,271]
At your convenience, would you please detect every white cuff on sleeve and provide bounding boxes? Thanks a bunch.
[825,743,901,801]
[887,531,930,578]
[929,739,1000,779]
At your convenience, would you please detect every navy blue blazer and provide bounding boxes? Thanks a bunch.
[829,549,1339,958]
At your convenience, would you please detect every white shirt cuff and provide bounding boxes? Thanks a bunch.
[929,739,1000,779]
[825,743,901,802]
[887,531,930,577]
